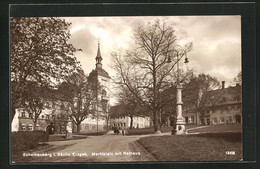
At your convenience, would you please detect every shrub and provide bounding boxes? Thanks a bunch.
[78,131,107,136]
[12,131,49,152]
[127,127,154,135]
[126,126,173,135]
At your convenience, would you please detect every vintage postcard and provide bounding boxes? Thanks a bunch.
[10,15,243,163]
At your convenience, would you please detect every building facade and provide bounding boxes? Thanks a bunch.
[12,43,110,133]
[110,116,150,129]
[183,82,242,125]
[79,42,111,132]
[109,104,151,129]
[11,105,71,133]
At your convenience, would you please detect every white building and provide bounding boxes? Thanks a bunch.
[79,42,111,132]
[110,116,150,129]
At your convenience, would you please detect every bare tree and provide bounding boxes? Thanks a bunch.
[58,70,95,133]
[112,20,192,132]
[113,85,146,129]
[184,74,221,125]
[233,71,242,85]
[159,69,194,127]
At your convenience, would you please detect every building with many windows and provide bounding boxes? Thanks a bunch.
[110,115,150,129]
[183,82,242,125]
[199,83,242,125]
[11,43,111,133]
[11,104,71,133]
[109,104,151,129]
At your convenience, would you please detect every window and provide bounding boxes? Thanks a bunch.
[28,124,33,131]
[220,117,225,123]
[36,124,40,130]
[21,112,26,118]
[42,115,45,119]
[85,125,89,130]
[213,118,217,124]
[46,115,50,120]
[21,124,26,131]
[185,117,188,123]
[191,116,195,123]
[235,95,240,101]
[92,126,96,130]
[226,116,232,123]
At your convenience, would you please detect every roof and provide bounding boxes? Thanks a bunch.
[202,84,242,107]
[88,68,110,79]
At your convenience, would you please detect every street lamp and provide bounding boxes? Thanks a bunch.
[101,96,109,131]
[167,46,189,135]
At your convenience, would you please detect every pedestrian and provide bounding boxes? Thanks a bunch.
[122,129,125,136]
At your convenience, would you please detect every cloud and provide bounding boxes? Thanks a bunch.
[64,16,241,84]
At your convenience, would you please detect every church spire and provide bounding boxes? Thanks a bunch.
[95,41,103,69]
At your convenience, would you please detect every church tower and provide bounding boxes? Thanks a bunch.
[85,42,111,131]
[89,42,110,80]
[95,42,103,69]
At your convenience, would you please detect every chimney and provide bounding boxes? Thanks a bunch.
[222,81,225,89]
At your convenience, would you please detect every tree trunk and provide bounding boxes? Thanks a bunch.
[11,106,16,122]
[76,123,81,134]
[33,120,37,131]
[130,115,133,129]
[106,118,109,132]
[153,110,159,132]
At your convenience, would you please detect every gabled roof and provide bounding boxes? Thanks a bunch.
[202,84,242,107]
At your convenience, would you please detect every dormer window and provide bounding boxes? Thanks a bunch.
[235,95,240,101]
[102,89,107,96]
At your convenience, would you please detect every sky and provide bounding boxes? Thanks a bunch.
[63,16,241,86]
